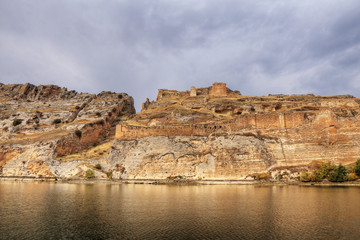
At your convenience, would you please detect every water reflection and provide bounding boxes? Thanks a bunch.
[0,183,359,239]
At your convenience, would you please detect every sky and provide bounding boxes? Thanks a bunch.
[1,0,360,111]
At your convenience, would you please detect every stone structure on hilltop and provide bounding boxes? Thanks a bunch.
[190,86,197,97]
[156,82,235,101]
[210,82,227,97]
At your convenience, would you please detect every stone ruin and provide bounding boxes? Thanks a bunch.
[191,82,227,97]
[156,82,229,101]
[210,82,227,97]
[190,86,197,97]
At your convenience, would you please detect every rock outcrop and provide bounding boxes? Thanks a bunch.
[0,83,135,178]
[111,83,360,180]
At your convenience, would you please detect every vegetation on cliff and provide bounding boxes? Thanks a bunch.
[299,160,360,182]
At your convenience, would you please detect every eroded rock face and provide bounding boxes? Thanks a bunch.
[108,135,272,180]
[0,83,135,178]
[110,84,360,180]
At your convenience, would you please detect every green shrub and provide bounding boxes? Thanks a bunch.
[94,164,102,170]
[299,172,311,182]
[319,161,337,179]
[252,172,270,180]
[346,172,358,181]
[327,164,347,182]
[309,172,322,182]
[85,169,95,178]
[106,171,113,179]
[12,119,23,126]
[354,160,360,177]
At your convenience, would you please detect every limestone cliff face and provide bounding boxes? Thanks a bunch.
[2,82,360,181]
[0,83,135,178]
[110,83,360,180]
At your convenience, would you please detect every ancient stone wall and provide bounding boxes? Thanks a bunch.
[210,82,227,97]
[155,82,230,101]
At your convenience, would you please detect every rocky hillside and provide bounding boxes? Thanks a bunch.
[111,83,360,181]
[2,82,360,181]
[0,83,135,178]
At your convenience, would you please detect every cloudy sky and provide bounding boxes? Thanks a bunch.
[1,1,360,111]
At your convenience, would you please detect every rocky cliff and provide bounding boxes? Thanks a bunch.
[0,83,135,179]
[1,82,360,181]
[111,83,360,180]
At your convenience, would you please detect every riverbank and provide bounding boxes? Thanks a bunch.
[2,176,360,186]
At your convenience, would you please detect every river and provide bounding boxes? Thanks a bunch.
[0,182,359,239]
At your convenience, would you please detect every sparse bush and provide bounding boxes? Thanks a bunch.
[96,112,101,117]
[252,172,270,180]
[75,130,82,139]
[301,161,353,182]
[259,172,270,180]
[327,164,347,182]
[309,160,322,171]
[12,119,23,126]
[94,164,102,170]
[299,172,311,182]
[106,171,113,179]
[354,160,360,177]
[3,126,8,132]
[309,171,322,182]
[85,169,95,178]
[346,172,358,181]
[53,119,61,124]
[115,164,125,173]
[319,161,337,179]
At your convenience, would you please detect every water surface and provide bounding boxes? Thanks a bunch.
[0,182,359,239]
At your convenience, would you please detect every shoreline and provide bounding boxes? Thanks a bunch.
[1,176,360,187]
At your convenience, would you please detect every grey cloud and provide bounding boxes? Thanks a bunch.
[0,0,359,111]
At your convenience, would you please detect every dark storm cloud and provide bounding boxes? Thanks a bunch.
[0,0,359,111]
